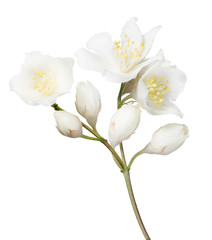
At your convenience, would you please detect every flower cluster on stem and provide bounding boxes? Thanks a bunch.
[10,18,189,240]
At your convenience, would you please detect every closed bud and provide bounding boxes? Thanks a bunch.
[54,111,82,138]
[108,104,141,148]
[144,123,189,155]
[76,81,101,128]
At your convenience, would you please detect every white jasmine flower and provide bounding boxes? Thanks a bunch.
[54,111,82,138]
[76,81,101,128]
[75,18,161,83]
[108,104,141,148]
[144,123,189,155]
[132,53,186,117]
[10,52,74,106]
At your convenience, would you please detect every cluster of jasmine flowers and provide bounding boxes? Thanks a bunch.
[10,18,188,239]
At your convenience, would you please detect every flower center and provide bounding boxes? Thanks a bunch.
[32,68,57,96]
[113,34,144,73]
[146,76,171,105]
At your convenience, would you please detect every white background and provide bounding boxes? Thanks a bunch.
[0,0,212,239]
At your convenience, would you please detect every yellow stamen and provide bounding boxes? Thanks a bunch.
[146,75,171,106]
[149,88,155,93]
[32,70,57,96]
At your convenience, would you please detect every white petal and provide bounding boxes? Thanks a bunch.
[104,50,164,83]
[75,48,109,72]
[161,68,186,100]
[104,65,142,83]
[121,18,142,45]
[56,57,74,92]
[138,50,165,76]
[133,80,149,106]
[132,51,164,99]
[148,100,183,117]
[142,26,161,59]
[86,32,114,60]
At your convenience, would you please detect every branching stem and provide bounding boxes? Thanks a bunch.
[81,122,125,170]
[128,150,144,170]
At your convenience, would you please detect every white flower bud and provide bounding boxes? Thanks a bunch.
[54,111,82,138]
[108,104,141,148]
[76,81,101,128]
[144,123,189,155]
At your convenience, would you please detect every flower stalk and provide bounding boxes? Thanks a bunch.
[81,135,102,141]
[128,150,144,170]
[51,103,64,111]
[118,94,131,108]
[123,170,151,240]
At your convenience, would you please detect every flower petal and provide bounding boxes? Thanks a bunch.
[147,100,183,117]
[134,80,149,107]
[161,67,186,100]
[121,17,142,44]
[142,26,161,59]
[104,50,164,83]
[75,48,109,72]
[52,57,74,93]
[86,32,114,60]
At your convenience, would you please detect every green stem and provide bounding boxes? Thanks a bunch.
[117,84,128,169]
[117,83,125,108]
[118,94,131,109]
[81,123,102,139]
[92,126,102,138]
[112,155,125,171]
[119,142,127,167]
[82,123,125,170]
[81,135,102,141]
[102,140,125,170]
[128,150,144,170]
[123,170,151,240]
[51,103,64,111]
